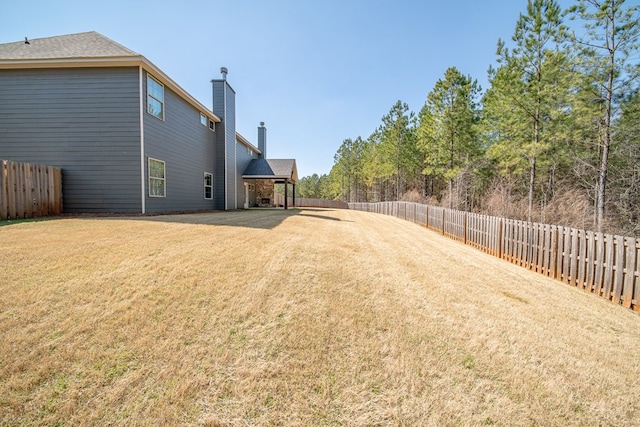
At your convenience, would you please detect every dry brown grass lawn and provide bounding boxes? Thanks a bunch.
[1,208,639,426]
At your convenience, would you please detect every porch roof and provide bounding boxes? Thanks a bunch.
[242,159,298,184]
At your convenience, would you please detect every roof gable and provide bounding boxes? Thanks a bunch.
[267,159,297,178]
[0,32,140,60]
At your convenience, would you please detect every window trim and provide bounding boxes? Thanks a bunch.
[204,172,213,200]
[200,113,207,126]
[147,75,165,120]
[148,157,166,198]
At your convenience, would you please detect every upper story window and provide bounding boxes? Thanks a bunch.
[201,113,215,131]
[147,76,164,120]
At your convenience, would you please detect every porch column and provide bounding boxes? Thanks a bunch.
[284,181,288,210]
[292,183,296,207]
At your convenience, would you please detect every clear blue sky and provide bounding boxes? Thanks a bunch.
[2,0,586,177]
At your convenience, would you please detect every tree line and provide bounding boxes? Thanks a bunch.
[295,0,639,236]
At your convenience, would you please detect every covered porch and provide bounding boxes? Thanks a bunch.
[242,159,298,209]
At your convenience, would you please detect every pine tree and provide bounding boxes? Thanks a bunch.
[377,101,419,200]
[482,0,567,222]
[417,67,481,210]
[566,0,640,231]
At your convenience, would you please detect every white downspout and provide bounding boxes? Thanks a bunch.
[139,66,146,214]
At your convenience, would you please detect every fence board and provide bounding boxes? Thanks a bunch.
[510,221,518,264]
[521,222,528,268]
[634,242,640,313]
[569,228,579,287]
[532,224,540,272]
[564,227,572,281]
[539,225,548,275]
[508,220,517,263]
[577,229,587,289]
[622,237,637,309]
[585,231,595,291]
[549,225,557,278]
[612,236,626,305]
[594,232,605,296]
[557,226,564,280]
[604,235,615,300]
[0,161,7,219]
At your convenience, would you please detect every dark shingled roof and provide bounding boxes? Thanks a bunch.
[243,159,298,183]
[0,31,140,60]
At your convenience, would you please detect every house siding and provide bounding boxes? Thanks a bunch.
[0,67,142,213]
[143,71,216,213]
[226,93,237,209]
[236,141,256,208]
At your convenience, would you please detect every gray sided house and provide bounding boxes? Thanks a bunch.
[0,31,297,213]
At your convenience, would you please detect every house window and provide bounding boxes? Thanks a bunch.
[148,158,166,197]
[200,113,207,126]
[204,172,213,199]
[147,76,164,120]
[209,120,215,131]
[247,147,253,156]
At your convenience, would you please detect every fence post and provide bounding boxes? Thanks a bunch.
[463,212,467,245]
[498,218,503,259]
[426,205,429,228]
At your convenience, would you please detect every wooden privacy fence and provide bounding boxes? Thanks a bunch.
[350,201,640,313]
[0,160,62,220]
[273,195,349,209]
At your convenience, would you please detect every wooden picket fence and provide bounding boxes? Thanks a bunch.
[0,160,63,220]
[350,201,640,313]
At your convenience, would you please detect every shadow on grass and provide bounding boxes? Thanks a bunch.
[298,212,351,222]
[128,208,350,230]
[1,208,351,230]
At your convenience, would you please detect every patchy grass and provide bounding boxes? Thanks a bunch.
[1,208,639,426]
[0,216,54,227]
